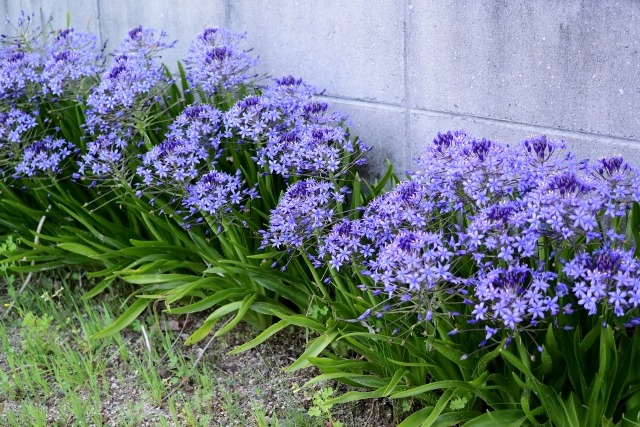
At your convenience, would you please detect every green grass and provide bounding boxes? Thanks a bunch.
[0,273,394,426]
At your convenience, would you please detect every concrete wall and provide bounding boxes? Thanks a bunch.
[3,1,640,176]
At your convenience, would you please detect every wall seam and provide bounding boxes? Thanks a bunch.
[224,0,231,28]
[403,0,411,167]
[95,0,103,49]
[319,94,640,145]
[409,108,640,144]
[2,0,7,33]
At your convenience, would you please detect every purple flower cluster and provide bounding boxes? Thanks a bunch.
[261,179,347,250]
[256,124,354,178]
[0,16,102,101]
[364,230,458,300]
[184,27,258,94]
[77,133,127,177]
[137,105,223,187]
[224,95,278,142]
[114,25,175,58]
[182,170,256,222]
[86,53,163,117]
[0,108,37,145]
[311,130,640,340]
[223,78,367,178]
[85,27,170,136]
[467,265,565,334]
[41,28,102,96]
[317,219,370,270]
[0,47,41,100]
[563,248,640,316]
[0,13,42,100]
[260,75,316,118]
[15,136,76,176]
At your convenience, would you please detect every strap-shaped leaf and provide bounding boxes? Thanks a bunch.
[91,298,150,339]
[285,329,339,373]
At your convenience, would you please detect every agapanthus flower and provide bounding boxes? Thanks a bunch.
[318,130,640,341]
[114,26,176,58]
[465,265,562,332]
[256,124,356,177]
[137,105,224,187]
[563,248,640,317]
[182,170,256,221]
[585,156,640,219]
[85,28,171,136]
[260,75,316,118]
[86,53,164,116]
[185,27,258,93]
[224,95,277,142]
[364,230,459,299]
[77,132,127,177]
[15,136,76,176]
[84,52,165,135]
[261,179,347,250]
[318,219,370,270]
[41,28,102,95]
[0,108,37,145]
[0,46,42,100]
[359,180,439,247]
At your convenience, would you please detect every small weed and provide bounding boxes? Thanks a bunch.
[308,387,343,427]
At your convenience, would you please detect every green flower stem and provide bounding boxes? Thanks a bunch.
[301,253,330,301]
[328,267,357,313]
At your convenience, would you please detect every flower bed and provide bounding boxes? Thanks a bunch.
[1,11,640,425]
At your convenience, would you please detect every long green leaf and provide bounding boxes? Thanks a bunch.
[57,242,100,257]
[214,294,258,337]
[229,319,290,355]
[285,329,339,373]
[91,299,150,339]
[185,300,244,345]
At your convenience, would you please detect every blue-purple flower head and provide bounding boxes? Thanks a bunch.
[359,180,437,247]
[182,170,256,221]
[0,13,42,95]
[0,108,37,145]
[586,156,640,219]
[77,132,127,177]
[15,136,76,176]
[137,137,209,187]
[313,131,640,341]
[84,51,166,136]
[261,179,348,250]
[168,104,224,146]
[137,105,225,188]
[365,230,458,298]
[224,95,277,142]
[563,248,640,317]
[260,75,316,118]
[0,46,42,100]
[185,27,258,94]
[318,219,371,270]
[87,53,164,116]
[466,264,562,332]
[522,135,564,162]
[115,26,176,58]
[257,123,356,178]
[41,28,103,95]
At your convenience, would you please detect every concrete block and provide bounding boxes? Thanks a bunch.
[409,110,640,171]
[98,0,227,68]
[408,1,640,140]
[228,0,405,105]
[325,98,408,179]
